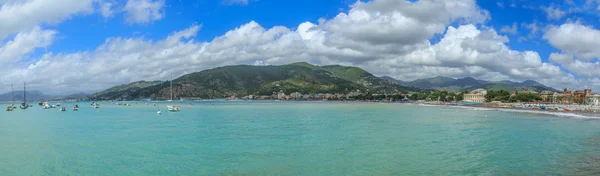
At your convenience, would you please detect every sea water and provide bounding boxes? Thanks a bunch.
[1,101,600,175]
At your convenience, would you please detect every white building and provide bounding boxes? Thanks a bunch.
[463,88,487,103]
[587,94,600,106]
[277,92,286,100]
[290,92,302,99]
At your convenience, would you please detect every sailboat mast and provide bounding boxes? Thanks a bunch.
[23,82,26,103]
[11,84,14,104]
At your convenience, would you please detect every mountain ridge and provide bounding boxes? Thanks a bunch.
[382,76,560,93]
[93,63,421,100]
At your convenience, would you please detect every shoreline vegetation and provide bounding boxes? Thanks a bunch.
[4,98,599,119]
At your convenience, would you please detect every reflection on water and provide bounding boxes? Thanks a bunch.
[568,136,600,175]
[2,102,600,175]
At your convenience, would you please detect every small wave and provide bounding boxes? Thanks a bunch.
[450,106,599,119]
[495,108,599,119]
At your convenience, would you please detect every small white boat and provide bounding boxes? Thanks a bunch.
[167,105,180,112]
[92,102,100,109]
[60,107,66,111]
[6,105,14,111]
[19,103,28,109]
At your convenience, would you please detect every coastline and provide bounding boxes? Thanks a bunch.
[5,99,600,119]
[411,103,600,119]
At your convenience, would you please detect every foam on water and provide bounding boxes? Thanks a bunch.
[452,105,600,119]
[3,101,600,175]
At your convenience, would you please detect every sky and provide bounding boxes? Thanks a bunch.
[1,0,600,95]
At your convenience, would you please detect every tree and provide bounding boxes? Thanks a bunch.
[510,93,542,102]
[456,92,464,101]
[485,90,511,102]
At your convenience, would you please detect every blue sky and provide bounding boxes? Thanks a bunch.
[2,0,600,94]
[45,0,349,53]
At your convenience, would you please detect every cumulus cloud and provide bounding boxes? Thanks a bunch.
[544,23,600,60]
[222,0,255,6]
[545,23,600,81]
[0,0,590,93]
[543,6,565,20]
[124,0,164,24]
[98,0,115,18]
[0,0,93,40]
[500,22,519,34]
[0,27,57,63]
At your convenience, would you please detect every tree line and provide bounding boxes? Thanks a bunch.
[484,90,542,103]
[350,91,466,102]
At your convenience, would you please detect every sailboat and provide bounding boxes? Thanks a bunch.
[19,82,29,109]
[166,77,180,112]
[6,84,15,111]
[167,77,173,102]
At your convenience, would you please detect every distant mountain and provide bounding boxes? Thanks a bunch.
[381,76,560,93]
[51,93,90,100]
[410,76,455,88]
[94,62,421,100]
[93,81,163,100]
[0,91,53,102]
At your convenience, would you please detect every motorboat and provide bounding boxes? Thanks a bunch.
[60,107,66,111]
[6,105,14,111]
[167,105,180,112]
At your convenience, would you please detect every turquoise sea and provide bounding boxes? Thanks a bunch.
[1,101,600,175]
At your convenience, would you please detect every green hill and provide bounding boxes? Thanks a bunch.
[93,81,163,100]
[95,63,419,100]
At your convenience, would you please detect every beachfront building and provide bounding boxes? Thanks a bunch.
[277,91,286,100]
[463,89,487,103]
[586,94,600,106]
[540,90,559,103]
[290,92,302,100]
[511,90,538,97]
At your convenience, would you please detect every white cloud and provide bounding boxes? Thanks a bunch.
[0,0,591,93]
[543,6,565,20]
[520,21,540,40]
[98,0,115,18]
[544,23,600,60]
[222,0,254,6]
[0,0,93,40]
[549,52,600,77]
[0,27,57,63]
[500,22,518,34]
[124,0,165,24]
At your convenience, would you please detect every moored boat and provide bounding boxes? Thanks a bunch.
[19,82,29,109]
[60,107,66,111]
[167,105,180,112]
[6,105,14,111]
